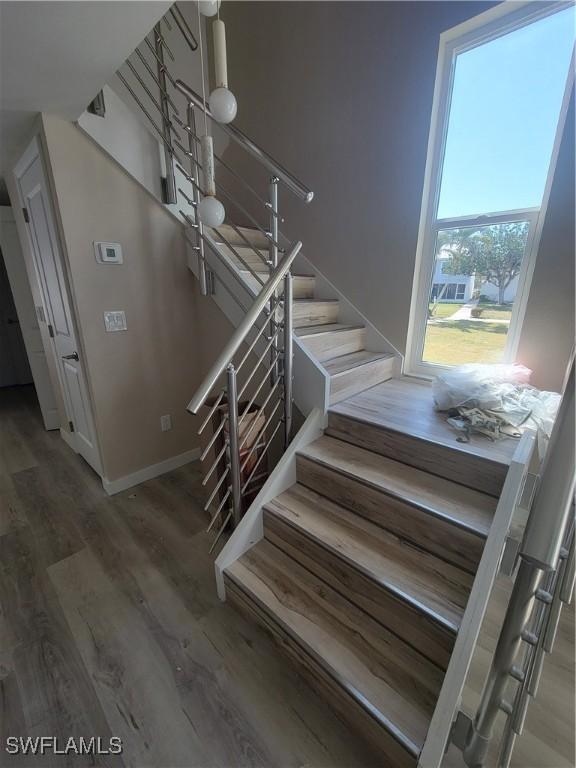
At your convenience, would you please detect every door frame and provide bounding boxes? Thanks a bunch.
[405,0,575,378]
[12,136,103,474]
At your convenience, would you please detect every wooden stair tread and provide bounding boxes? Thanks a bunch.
[300,435,496,538]
[295,323,365,337]
[323,350,395,376]
[226,539,442,757]
[265,484,473,632]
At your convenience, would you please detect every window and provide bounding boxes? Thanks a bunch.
[408,3,575,373]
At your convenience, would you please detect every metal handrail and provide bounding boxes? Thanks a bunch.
[174,79,314,203]
[187,241,302,414]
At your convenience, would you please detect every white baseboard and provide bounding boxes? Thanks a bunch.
[59,427,76,451]
[101,447,201,495]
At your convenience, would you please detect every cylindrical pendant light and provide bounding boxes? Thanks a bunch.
[208,17,237,123]
[196,0,226,227]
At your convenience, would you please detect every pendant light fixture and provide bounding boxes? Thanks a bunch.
[196,0,225,227]
[198,0,220,17]
[209,13,237,124]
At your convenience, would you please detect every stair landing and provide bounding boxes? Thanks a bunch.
[328,376,519,497]
[331,377,519,465]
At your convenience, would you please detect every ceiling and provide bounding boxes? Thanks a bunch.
[0,0,172,178]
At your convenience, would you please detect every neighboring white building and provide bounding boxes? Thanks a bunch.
[431,254,518,304]
[430,255,475,303]
[478,275,518,304]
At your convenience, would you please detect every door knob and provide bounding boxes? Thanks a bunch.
[62,352,79,361]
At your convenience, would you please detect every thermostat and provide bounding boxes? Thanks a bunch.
[94,241,123,264]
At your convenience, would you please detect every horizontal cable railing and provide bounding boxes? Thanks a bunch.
[187,242,301,413]
[173,79,314,203]
[112,5,313,549]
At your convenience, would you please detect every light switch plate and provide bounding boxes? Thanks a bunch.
[104,310,127,332]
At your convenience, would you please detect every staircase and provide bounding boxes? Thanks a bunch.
[222,376,512,765]
[208,225,398,405]
[99,15,572,766]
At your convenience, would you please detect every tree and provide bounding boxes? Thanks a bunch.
[440,222,529,304]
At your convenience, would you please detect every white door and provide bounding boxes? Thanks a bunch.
[15,145,102,474]
[0,207,60,428]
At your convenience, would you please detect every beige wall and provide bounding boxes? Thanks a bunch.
[222,1,574,391]
[40,113,232,482]
[516,96,575,392]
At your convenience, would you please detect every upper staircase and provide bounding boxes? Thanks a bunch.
[206,224,398,405]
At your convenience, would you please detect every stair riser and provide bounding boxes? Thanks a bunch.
[300,328,366,363]
[292,277,315,299]
[211,226,269,249]
[225,575,418,768]
[243,274,315,299]
[296,454,485,573]
[326,412,506,497]
[264,510,455,670]
[230,253,269,269]
[293,303,339,328]
[329,358,397,405]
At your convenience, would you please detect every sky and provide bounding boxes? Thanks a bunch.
[437,6,576,220]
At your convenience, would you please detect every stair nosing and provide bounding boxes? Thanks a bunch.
[298,447,490,540]
[328,409,511,471]
[293,298,339,304]
[263,500,460,634]
[225,566,422,758]
[323,351,395,378]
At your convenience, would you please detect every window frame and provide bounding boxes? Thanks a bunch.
[405,0,575,379]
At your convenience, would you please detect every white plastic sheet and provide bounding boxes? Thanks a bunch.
[433,364,560,439]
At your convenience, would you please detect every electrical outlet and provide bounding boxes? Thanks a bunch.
[160,414,172,432]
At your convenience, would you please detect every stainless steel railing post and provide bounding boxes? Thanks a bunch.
[154,23,177,204]
[226,364,243,528]
[283,272,293,448]
[187,102,209,295]
[268,176,280,386]
[268,176,279,269]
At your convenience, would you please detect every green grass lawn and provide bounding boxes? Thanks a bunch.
[428,302,464,319]
[476,302,513,321]
[423,319,508,365]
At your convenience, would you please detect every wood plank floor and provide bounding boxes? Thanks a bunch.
[0,385,381,767]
